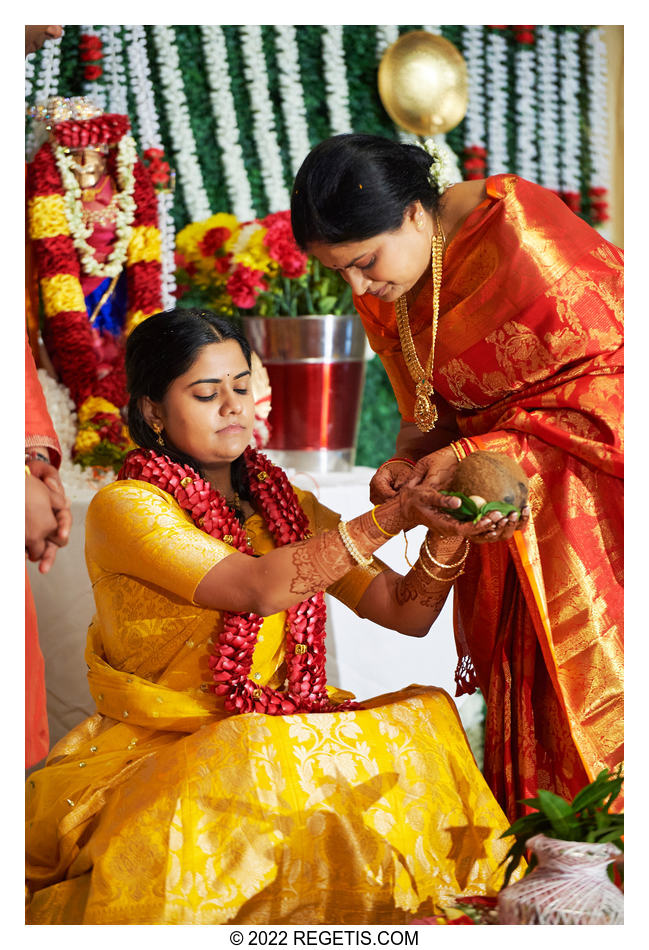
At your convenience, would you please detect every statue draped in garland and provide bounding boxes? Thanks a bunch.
[26,96,163,469]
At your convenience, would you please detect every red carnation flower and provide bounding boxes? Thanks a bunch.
[226,264,267,309]
[214,253,233,274]
[84,65,103,81]
[81,49,104,62]
[198,227,232,258]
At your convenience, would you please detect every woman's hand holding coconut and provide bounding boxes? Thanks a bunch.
[375,446,530,543]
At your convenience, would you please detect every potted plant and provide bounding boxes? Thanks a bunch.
[497,767,624,925]
[175,212,367,473]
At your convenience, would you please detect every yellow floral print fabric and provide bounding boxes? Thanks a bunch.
[26,480,518,924]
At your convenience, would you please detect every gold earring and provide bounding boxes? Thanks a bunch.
[152,424,165,447]
[416,214,424,230]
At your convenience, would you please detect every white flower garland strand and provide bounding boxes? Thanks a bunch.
[157,190,177,309]
[536,26,561,193]
[26,36,62,160]
[585,28,610,196]
[240,26,290,213]
[462,25,487,154]
[98,26,128,116]
[558,30,582,199]
[514,41,539,182]
[124,25,177,305]
[80,25,107,111]
[273,26,312,176]
[322,26,353,135]
[125,26,161,151]
[200,25,255,221]
[151,25,211,222]
[485,30,510,175]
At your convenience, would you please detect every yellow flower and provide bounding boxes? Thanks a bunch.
[127,226,161,265]
[74,429,101,454]
[29,194,70,239]
[41,274,86,317]
[125,309,154,336]
[77,396,121,423]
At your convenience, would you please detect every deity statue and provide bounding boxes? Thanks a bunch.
[26,96,163,468]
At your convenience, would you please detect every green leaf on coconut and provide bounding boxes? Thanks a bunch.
[439,491,522,524]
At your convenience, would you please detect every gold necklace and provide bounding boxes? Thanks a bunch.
[395,215,445,432]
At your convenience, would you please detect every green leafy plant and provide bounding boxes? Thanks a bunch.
[500,767,624,889]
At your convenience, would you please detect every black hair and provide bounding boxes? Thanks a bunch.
[125,308,253,507]
[290,133,440,250]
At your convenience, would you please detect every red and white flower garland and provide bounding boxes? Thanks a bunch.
[461,25,488,180]
[125,25,177,306]
[585,28,610,224]
[119,447,359,716]
[514,27,539,183]
[27,119,163,462]
[485,27,510,175]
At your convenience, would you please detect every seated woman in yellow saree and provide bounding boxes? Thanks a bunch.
[291,134,624,821]
[26,308,520,925]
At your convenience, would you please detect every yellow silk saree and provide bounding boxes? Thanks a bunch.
[26,480,516,924]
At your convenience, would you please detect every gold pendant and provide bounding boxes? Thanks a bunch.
[414,379,438,432]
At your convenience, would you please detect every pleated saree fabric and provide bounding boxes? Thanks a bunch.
[354,174,624,819]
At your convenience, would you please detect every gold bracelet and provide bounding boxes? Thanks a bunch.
[423,535,470,569]
[449,442,463,462]
[371,506,398,538]
[416,554,464,583]
[25,464,31,477]
[337,520,374,568]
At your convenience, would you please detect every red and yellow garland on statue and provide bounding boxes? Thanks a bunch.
[119,446,359,715]
[27,113,163,468]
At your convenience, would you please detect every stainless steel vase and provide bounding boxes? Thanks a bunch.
[243,314,367,473]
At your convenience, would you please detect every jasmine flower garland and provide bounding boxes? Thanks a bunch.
[240,25,290,212]
[322,26,353,134]
[536,26,561,193]
[201,25,255,221]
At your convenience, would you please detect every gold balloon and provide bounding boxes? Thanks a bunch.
[378,31,468,137]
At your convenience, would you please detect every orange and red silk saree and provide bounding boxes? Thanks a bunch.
[354,174,623,819]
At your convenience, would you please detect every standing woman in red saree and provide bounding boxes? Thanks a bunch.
[291,134,623,820]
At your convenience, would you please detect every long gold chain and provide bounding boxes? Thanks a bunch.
[395,214,445,432]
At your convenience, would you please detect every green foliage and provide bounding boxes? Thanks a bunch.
[356,356,401,468]
[439,490,522,523]
[500,767,624,889]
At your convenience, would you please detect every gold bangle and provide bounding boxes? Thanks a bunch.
[25,464,31,477]
[371,506,398,538]
[337,520,374,568]
[416,555,464,583]
[423,535,470,569]
[449,442,464,463]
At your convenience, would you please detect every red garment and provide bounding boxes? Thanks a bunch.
[25,332,62,767]
[354,175,623,818]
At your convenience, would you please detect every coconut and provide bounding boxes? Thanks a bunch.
[443,451,529,522]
